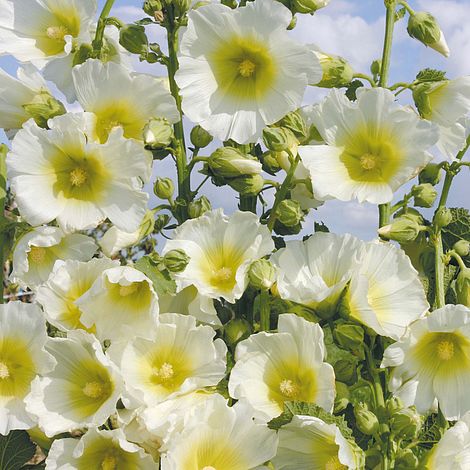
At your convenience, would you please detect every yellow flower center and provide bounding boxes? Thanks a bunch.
[202,467,217,470]
[119,283,139,297]
[69,167,88,187]
[325,456,346,470]
[211,267,233,285]
[279,379,300,399]
[82,381,105,399]
[29,246,47,264]
[238,59,256,77]
[0,362,10,380]
[359,153,378,170]
[437,340,455,361]
[152,362,174,381]
[46,25,69,41]
[101,455,118,470]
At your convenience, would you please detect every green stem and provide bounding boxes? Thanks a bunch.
[0,145,7,304]
[259,289,270,331]
[166,6,190,222]
[353,73,377,87]
[433,136,470,308]
[92,0,116,54]
[398,0,415,15]
[378,0,397,228]
[267,153,300,231]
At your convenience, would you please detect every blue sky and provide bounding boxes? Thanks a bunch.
[1,0,469,240]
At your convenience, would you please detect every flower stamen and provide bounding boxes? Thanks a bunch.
[82,381,105,398]
[69,167,88,187]
[101,454,118,470]
[0,362,10,380]
[29,246,47,264]
[238,59,256,78]
[46,25,69,41]
[437,340,454,361]
[359,153,378,171]
[152,362,175,382]
[279,379,300,398]
[119,283,139,297]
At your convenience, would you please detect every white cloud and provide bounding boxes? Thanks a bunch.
[291,10,385,72]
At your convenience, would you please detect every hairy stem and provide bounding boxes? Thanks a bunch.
[0,145,7,304]
[92,0,116,54]
[166,6,190,222]
[259,289,270,331]
[378,0,397,228]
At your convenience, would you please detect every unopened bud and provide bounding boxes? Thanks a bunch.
[456,267,470,308]
[143,0,163,16]
[144,117,174,149]
[228,174,265,196]
[208,147,262,178]
[314,51,354,88]
[412,183,438,208]
[23,92,66,128]
[434,207,453,229]
[188,196,211,219]
[292,0,330,14]
[419,163,442,185]
[407,12,450,57]
[354,403,379,436]
[248,259,277,290]
[163,249,190,273]
[334,358,357,385]
[390,407,422,440]
[378,216,423,243]
[395,449,419,470]
[454,240,470,257]
[190,125,213,148]
[263,127,298,153]
[119,24,148,54]
[262,151,282,174]
[276,199,303,227]
[276,110,308,140]
[154,177,174,200]
[386,396,404,416]
[174,0,192,16]
[224,318,252,346]
[370,59,381,77]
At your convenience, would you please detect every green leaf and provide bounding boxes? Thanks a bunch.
[415,68,447,82]
[442,207,470,264]
[0,431,36,470]
[314,221,329,233]
[345,80,364,101]
[134,255,177,296]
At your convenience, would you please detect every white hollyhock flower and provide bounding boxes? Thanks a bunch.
[163,209,274,303]
[425,411,470,469]
[36,257,119,332]
[159,286,221,328]
[299,88,438,204]
[344,241,429,341]
[382,305,470,421]
[161,394,278,469]
[416,77,470,159]
[0,302,55,435]
[139,391,222,452]
[109,313,226,407]
[271,233,364,318]
[76,266,159,342]
[25,330,123,437]
[10,226,97,290]
[45,428,155,469]
[44,26,132,104]
[0,0,96,64]
[0,64,64,139]
[72,59,179,143]
[7,113,151,233]
[272,415,364,470]
[175,0,322,144]
[229,314,336,421]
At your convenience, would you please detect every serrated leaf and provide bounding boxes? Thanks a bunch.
[345,80,364,101]
[415,68,447,82]
[134,255,176,296]
[314,221,329,233]
[442,207,470,265]
[0,431,36,470]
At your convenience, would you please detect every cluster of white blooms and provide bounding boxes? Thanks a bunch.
[0,0,470,468]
